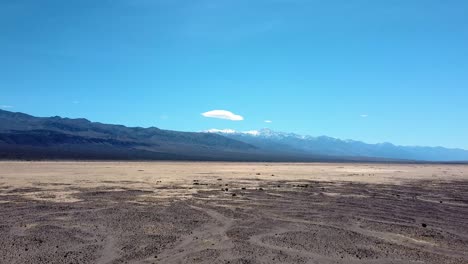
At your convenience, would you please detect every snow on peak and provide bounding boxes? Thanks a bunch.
[204,129,261,136]
[205,128,343,142]
[204,128,297,138]
[243,130,260,136]
[204,129,237,134]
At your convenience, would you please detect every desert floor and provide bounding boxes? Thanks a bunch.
[0,162,468,264]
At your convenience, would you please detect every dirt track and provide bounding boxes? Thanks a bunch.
[1,162,468,264]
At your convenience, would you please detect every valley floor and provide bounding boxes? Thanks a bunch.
[1,162,468,264]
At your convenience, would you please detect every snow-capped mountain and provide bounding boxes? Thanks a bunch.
[205,128,468,161]
[204,129,261,136]
[205,128,313,139]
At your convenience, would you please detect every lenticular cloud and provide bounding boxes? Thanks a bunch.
[201,110,244,121]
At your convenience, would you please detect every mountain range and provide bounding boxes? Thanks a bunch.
[204,129,468,162]
[0,109,467,162]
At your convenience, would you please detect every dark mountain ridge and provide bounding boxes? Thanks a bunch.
[2,110,364,161]
[1,110,466,162]
[0,109,265,161]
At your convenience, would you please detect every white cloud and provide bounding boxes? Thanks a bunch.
[264,120,272,123]
[360,114,368,118]
[201,110,244,121]
[0,105,13,109]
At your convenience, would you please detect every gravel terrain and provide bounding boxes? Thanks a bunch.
[1,162,467,264]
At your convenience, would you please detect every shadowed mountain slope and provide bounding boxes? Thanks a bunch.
[0,110,262,161]
[1,110,466,162]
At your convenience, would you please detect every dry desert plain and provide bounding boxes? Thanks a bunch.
[0,162,468,264]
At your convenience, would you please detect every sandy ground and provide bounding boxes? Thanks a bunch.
[0,161,468,264]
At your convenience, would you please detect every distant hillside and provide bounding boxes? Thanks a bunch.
[0,109,261,161]
[0,109,364,162]
[205,128,468,162]
[1,109,465,162]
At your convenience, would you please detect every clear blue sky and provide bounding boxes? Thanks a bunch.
[1,0,468,149]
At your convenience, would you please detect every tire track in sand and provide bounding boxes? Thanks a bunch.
[151,205,234,263]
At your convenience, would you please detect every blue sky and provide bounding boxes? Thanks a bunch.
[1,0,468,149]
